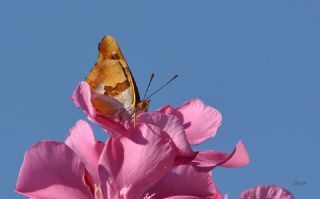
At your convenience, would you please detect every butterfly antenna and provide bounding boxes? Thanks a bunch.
[143,73,155,99]
[146,75,178,100]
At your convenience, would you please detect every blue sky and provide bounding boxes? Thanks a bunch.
[1,1,319,198]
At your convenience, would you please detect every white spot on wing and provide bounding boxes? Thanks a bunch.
[114,88,135,114]
[95,83,105,94]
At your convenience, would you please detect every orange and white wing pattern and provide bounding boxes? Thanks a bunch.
[86,35,149,119]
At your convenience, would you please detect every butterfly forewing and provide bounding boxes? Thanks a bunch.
[85,35,148,119]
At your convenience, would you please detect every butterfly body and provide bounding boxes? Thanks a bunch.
[86,35,150,120]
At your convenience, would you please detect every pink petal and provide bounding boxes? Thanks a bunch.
[238,185,294,199]
[72,81,125,137]
[16,141,93,199]
[72,81,96,115]
[65,120,104,185]
[193,141,250,169]
[219,140,250,168]
[98,123,176,199]
[146,164,221,199]
[137,112,193,157]
[159,99,222,145]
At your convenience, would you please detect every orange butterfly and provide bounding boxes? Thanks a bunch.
[86,35,150,121]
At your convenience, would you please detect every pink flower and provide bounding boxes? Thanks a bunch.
[16,81,292,199]
[71,81,250,198]
[223,185,295,199]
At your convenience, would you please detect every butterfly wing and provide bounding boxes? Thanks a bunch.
[86,35,140,118]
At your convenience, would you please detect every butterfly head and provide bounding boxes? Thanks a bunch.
[135,99,150,113]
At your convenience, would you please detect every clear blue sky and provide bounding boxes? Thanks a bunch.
[1,1,319,198]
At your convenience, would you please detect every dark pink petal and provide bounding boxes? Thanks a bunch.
[16,141,93,199]
[65,120,104,185]
[159,99,222,145]
[137,112,193,157]
[157,105,179,119]
[72,81,125,137]
[98,123,176,199]
[238,185,294,199]
[146,164,221,199]
[193,141,250,169]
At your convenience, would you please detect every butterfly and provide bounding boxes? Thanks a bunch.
[86,35,150,121]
